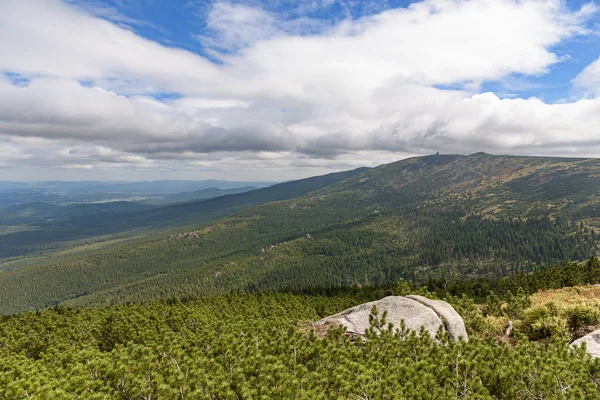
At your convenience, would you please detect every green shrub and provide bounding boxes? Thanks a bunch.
[566,306,600,332]
[523,304,570,341]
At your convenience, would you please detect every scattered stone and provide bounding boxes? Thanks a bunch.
[571,328,600,358]
[505,321,513,337]
[260,242,287,254]
[169,231,200,240]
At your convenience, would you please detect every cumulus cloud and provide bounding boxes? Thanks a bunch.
[197,2,282,54]
[575,57,600,95]
[0,0,599,180]
[0,0,219,93]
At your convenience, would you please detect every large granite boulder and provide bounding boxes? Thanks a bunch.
[406,295,468,341]
[314,295,468,341]
[571,329,600,358]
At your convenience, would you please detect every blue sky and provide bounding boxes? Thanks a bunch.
[1,0,600,180]
[84,0,600,102]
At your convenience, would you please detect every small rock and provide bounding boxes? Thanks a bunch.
[571,329,600,358]
[168,231,200,240]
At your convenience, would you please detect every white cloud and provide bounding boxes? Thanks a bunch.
[0,0,219,92]
[574,57,600,95]
[0,0,599,180]
[197,1,280,53]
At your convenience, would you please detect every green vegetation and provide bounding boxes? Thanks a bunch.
[0,154,598,314]
[158,186,259,204]
[0,168,366,259]
[0,225,38,236]
[2,150,600,397]
[3,258,600,398]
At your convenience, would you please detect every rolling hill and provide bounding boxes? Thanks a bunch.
[0,179,276,208]
[0,167,368,260]
[159,186,259,203]
[0,153,598,314]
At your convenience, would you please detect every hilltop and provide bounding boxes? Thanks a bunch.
[0,153,598,313]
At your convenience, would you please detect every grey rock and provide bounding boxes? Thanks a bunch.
[169,231,200,240]
[406,295,468,341]
[314,296,467,341]
[571,329,600,358]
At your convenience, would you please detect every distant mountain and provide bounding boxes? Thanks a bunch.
[0,167,368,259]
[325,152,599,204]
[0,202,60,219]
[0,153,598,314]
[0,180,275,194]
[0,180,276,207]
[163,186,258,203]
[70,180,274,194]
[135,167,370,226]
[0,201,152,225]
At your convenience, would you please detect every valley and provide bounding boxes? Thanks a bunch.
[0,153,598,314]
[5,2,600,396]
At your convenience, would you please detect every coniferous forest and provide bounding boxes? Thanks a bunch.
[3,258,600,399]
[5,0,600,394]
[1,154,600,398]
[1,154,600,314]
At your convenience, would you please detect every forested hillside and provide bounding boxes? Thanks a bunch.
[158,186,258,203]
[0,180,274,206]
[0,168,367,259]
[0,153,598,314]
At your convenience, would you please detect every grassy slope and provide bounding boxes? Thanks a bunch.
[0,154,599,314]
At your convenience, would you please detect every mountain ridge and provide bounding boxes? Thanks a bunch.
[0,153,598,313]
[0,167,369,259]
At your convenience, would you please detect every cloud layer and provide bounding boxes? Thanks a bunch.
[1,0,600,180]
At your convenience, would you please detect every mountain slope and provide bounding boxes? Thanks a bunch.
[0,153,598,314]
[162,186,258,203]
[0,180,276,208]
[133,166,370,225]
[0,167,368,259]
[0,202,61,219]
[323,152,599,205]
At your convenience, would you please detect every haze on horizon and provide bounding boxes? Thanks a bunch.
[1,0,600,181]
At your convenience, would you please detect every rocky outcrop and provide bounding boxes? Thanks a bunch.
[169,231,200,240]
[406,295,468,341]
[314,295,468,342]
[260,242,286,253]
[571,329,600,358]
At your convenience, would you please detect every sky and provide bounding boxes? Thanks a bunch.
[1,0,600,181]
